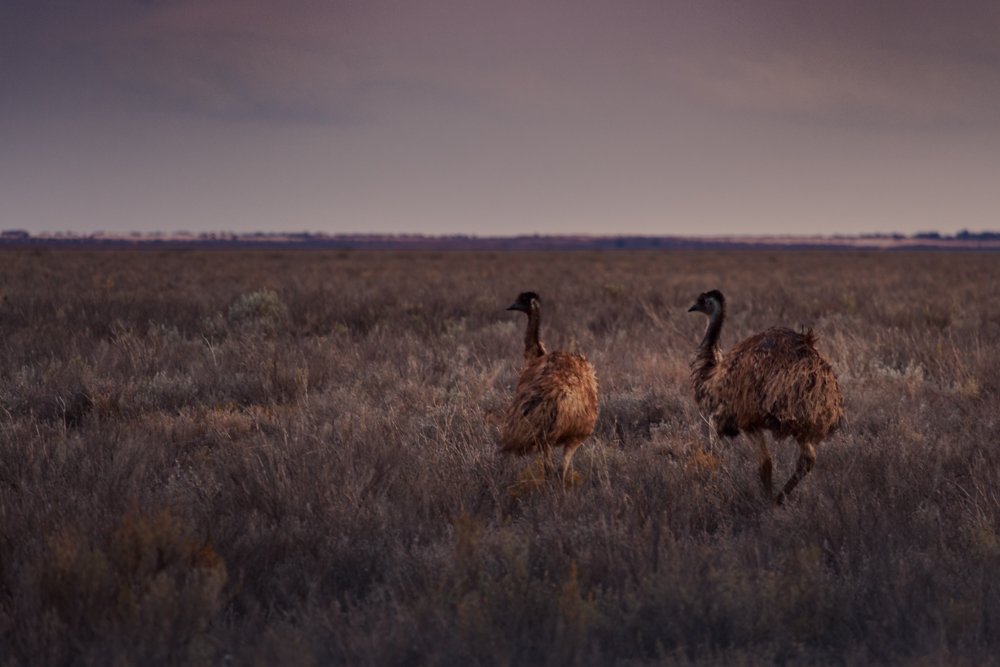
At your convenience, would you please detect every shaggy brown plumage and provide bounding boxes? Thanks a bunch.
[500,292,599,483]
[689,290,844,503]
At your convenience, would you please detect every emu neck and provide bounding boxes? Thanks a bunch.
[523,307,547,360]
[700,303,724,355]
[693,304,724,388]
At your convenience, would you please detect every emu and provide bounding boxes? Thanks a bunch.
[500,292,599,484]
[688,290,843,504]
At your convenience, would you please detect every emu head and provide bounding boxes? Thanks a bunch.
[688,289,725,316]
[506,291,541,314]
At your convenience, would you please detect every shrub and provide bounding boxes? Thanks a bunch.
[226,289,289,332]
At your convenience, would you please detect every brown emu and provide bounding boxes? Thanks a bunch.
[500,292,599,483]
[688,290,843,504]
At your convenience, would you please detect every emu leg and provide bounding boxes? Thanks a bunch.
[775,441,817,505]
[748,432,773,498]
[700,416,719,453]
[541,446,556,478]
[561,440,583,485]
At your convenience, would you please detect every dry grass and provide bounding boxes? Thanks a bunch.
[1,247,999,665]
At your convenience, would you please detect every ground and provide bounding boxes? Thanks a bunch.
[1,248,999,665]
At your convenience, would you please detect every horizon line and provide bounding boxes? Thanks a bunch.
[4,229,998,241]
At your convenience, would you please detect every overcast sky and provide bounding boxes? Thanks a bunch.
[2,0,999,236]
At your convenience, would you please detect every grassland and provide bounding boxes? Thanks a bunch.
[1,248,999,665]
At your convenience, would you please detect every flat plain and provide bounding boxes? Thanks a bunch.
[2,248,999,665]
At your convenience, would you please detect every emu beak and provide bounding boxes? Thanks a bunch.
[506,302,520,311]
[687,304,698,312]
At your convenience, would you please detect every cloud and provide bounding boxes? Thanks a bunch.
[666,47,1000,128]
[3,0,1000,131]
[1,0,378,122]
[651,0,1000,129]
[100,1,369,121]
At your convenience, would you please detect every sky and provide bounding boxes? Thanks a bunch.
[2,0,999,237]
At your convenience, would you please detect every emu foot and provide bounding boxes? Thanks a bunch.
[562,469,582,489]
[507,457,548,498]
